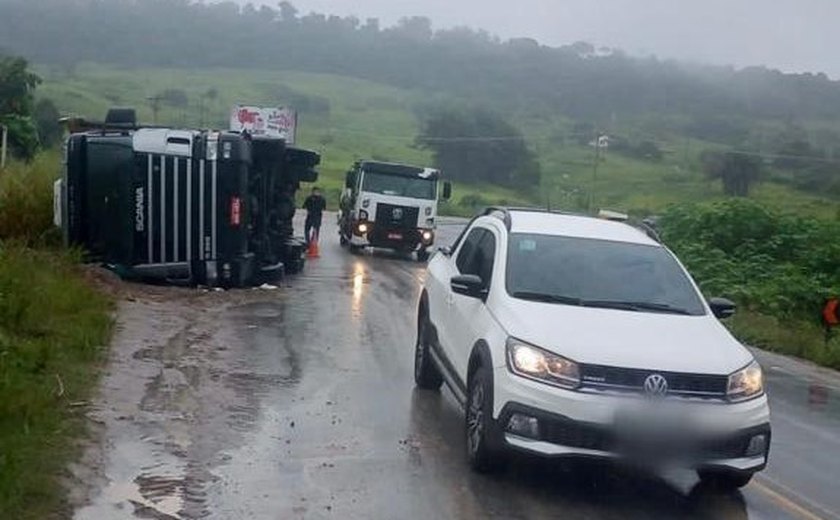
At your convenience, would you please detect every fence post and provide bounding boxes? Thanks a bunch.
[0,124,7,170]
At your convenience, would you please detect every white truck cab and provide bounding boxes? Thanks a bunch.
[339,160,452,261]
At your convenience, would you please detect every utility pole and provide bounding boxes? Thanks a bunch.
[0,124,7,170]
[146,95,163,125]
[589,131,603,213]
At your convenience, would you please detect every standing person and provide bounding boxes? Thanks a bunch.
[303,187,327,245]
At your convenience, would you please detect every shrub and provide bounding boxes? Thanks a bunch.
[0,152,61,246]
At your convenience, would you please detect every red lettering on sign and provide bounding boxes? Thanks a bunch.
[237,108,259,126]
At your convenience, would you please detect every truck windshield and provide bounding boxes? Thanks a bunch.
[361,171,436,200]
[506,233,706,316]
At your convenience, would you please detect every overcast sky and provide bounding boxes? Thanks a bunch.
[260,0,837,77]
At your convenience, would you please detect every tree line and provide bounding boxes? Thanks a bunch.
[2,0,840,125]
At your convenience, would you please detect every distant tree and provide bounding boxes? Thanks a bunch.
[0,55,41,160]
[394,16,433,41]
[362,18,380,33]
[416,106,541,188]
[701,151,764,197]
[34,98,62,148]
[277,1,298,22]
[159,88,189,108]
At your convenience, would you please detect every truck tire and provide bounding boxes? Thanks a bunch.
[417,249,430,262]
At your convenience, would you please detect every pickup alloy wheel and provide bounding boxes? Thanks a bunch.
[466,366,502,472]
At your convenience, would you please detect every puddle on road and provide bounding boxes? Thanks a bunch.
[75,437,189,520]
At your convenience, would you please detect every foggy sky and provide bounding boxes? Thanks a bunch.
[256,0,838,77]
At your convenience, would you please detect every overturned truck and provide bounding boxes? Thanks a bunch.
[55,114,319,287]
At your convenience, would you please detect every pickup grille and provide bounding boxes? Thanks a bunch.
[579,364,728,399]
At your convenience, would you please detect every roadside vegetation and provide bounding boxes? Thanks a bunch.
[1,57,113,518]
[661,199,840,369]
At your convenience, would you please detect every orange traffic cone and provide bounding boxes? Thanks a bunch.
[307,229,320,258]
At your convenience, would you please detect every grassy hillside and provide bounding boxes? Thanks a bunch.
[35,63,840,218]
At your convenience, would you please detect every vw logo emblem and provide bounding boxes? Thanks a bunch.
[643,374,669,396]
[393,208,404,220]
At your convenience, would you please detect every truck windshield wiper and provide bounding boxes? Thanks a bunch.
[511,292,583,306]
[581,300,694,315]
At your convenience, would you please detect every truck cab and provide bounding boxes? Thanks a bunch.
[339,160,451,261]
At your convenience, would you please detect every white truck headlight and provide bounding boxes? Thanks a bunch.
[506,339,580,389]
[727,360,764,402]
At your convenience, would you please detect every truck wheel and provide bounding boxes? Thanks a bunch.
[340,234,349,247]
[414,318,443,390]
[416,249,430,262]
[697,469,754,489]
[466,365,504,473]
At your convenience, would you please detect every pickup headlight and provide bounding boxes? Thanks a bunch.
[727,360,764,402]
[506,339,580,389]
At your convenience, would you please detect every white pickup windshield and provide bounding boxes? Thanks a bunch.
[361,171,436,200]
[506,233,707,316]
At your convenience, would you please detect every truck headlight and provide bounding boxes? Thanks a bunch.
[359,209,369,221]
[727,360,764,402]
[506,339,580,390]
[421,230,434,243]
[357,222,370,234]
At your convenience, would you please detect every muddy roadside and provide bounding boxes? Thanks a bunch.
[65,269,285,519]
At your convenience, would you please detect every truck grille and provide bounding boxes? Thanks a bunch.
[375,203,419,230]
[579,364,728,399]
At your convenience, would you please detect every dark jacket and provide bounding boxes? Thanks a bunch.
[303,194,326,223]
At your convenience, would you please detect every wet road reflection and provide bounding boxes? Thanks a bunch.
[75,216,840,519]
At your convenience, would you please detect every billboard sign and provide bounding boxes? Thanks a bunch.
[230,105,297,143]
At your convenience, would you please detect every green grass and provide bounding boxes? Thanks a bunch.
[0,156,113,518]
[0,245,112,519]
[0,152,63,245]
[728,310,840,370]
[34,63,840,219]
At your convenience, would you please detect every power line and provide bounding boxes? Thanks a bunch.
[315,126,840,165]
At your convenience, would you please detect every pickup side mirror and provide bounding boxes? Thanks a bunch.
[709,297,736,319]
[438,245,452,256]
[442,181,452,201]
[451,274,487,300]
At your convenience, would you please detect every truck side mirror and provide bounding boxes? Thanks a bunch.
[442,182,452,201]
[345,171,357,189]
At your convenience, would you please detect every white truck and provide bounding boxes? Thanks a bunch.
[339,160,452,261]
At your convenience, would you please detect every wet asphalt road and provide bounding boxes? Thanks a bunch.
[74,215,840,520]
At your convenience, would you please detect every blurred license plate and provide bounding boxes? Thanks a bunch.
[614,405,688,437]
[388,232,403,240]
